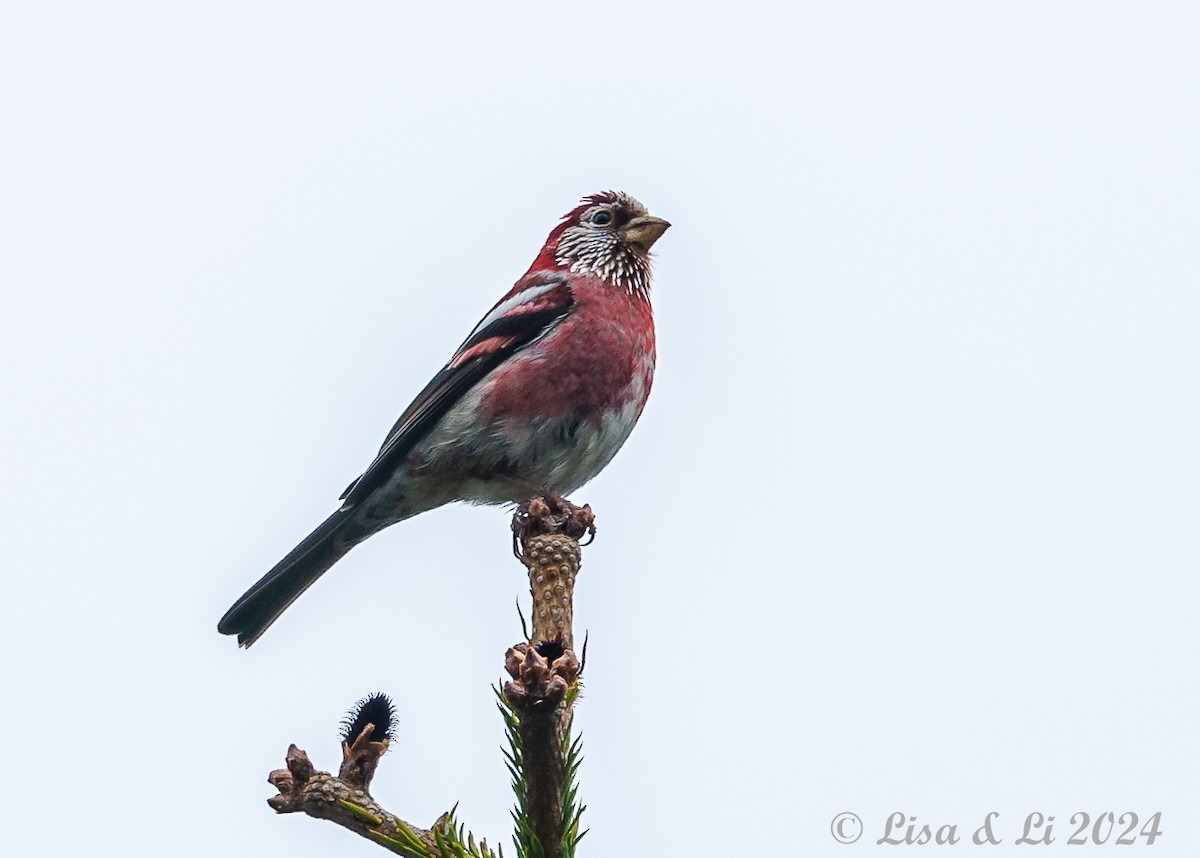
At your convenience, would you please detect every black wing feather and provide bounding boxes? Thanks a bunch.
[340,275,573,503]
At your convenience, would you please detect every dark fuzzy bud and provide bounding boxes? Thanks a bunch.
[340,692,397,747]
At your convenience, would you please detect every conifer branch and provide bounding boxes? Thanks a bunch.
[260,496,592,858]
[266,724,499,858]
[504,497,592,858]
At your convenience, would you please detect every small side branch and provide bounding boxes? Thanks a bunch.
[266,699,499,858]
[268,743,440,857]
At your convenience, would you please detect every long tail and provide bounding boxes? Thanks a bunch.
[218,508,364,647]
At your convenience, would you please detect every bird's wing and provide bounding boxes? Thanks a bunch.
[340,272,575,504]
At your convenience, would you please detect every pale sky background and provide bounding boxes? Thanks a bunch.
[2,3,1198,856]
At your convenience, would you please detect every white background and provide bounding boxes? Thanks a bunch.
[2,2,1197,855]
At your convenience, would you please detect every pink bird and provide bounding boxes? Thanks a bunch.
[218,191,670,646]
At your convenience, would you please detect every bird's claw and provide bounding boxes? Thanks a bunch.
[511,495,595,549]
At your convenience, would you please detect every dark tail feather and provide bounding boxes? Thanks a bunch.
[218,509,361,647]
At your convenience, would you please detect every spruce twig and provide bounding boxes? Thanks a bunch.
[503,496,591,858]
[259,495,593,858]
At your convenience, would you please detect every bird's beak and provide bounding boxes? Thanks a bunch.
[620,215,671,250]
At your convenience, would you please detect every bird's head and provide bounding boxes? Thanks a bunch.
[536,191,670,297]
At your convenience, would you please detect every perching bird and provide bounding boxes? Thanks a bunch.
[218,191,669,646]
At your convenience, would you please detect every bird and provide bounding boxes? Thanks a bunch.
[218,191,670,647]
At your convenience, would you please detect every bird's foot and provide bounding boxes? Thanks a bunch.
[511,494,596,557]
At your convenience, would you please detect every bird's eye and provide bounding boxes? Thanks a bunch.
[591,210,613,226]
